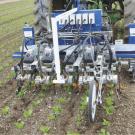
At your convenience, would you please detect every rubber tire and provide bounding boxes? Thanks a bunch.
[88,80,97,122]
[34,0,52,35]
[124,0,135,25]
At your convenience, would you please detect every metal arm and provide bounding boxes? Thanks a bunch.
[51,8,77,83]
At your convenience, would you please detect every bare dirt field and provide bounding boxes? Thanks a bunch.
[0,70,135,135]
[108,84,135,135]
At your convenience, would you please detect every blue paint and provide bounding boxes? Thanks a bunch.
[23,26,35,46]
[12,52,26,59]
[13,26,35,59]
[52,9,102,45]
[116,54,135,58]
[128,23,135,44]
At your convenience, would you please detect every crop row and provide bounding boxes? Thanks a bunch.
[0,0,34,86]
[0,0,33,12]
[0,6,33,17]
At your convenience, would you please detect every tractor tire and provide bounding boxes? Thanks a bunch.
[124,0,135,43]
[34,0,52,35]
[124,0,135,25]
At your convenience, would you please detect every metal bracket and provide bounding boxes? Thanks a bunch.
[51,8,77,84]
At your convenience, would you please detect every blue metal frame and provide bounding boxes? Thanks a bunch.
[23,26,35,46]
[128,23,135,44]
[52,9,102,45]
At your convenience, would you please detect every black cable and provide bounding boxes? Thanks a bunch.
[19,38,25,75]
[63,40,82,66]
[105,41,113,70]
[82,32,113,71]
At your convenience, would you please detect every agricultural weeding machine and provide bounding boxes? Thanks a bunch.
[12,0,135,122]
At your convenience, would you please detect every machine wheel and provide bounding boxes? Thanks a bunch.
[88,80,97,122]
[34,0,52,35]
[125,0,135,25]
[124,0,135,43]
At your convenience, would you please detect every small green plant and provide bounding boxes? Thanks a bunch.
[106,82,115,90]
[102,119,111,127]
[17,89,26,98]
[41,82,52,91]
[39,125,50,134]
[48,114,56,121]
[67,131,80,135]
[75,114,82,126]
[105,96,114,107]
[64,84,72,95]
[80,95,87,111]
[1,106,10,115]
[56,97,66,104]
[15,121,25,129]
[23,108,33,119]
[52,105,62,117]
[32,99,43,107]
[99,128,110,135]
[104,96,115,115]
[104,105,115,115]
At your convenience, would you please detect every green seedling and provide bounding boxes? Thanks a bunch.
[41,82,52,91]
[6,72,15,80]
[104,105,115,115]
[23,108,33,119]
[52,105,62,117]
[64,84,72,95]
[15,121,25,129]
[39,125,50,134]
[32,99,43,107]
[56,97,66,104]
[105,97,114,106]
[0,66,4,72]
[104,96,115,115]
[17,89,26,98]
[99,128,110,135]
[1,106,10,115]
[102,119,111,127]
[80,95,87,111]
[48,114,56,121]
[106,82,115,90]
[76,114,82,126]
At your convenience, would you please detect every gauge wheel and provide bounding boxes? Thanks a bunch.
[88,80,97,122]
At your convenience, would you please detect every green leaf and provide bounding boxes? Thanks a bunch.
[1,106,10,115]
[52,106,62,116]
[32,99,43,107]
[48,114,56,121]
[15,121,25,129]
[56,97,66,104]
[102,119,111,126]
[39,126,50,134]
[99,128,110,135]
[23,108,33,118]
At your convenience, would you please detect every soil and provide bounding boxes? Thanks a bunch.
[0,0,21,4]
[0,69,135,135]
[108,84,135,135]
